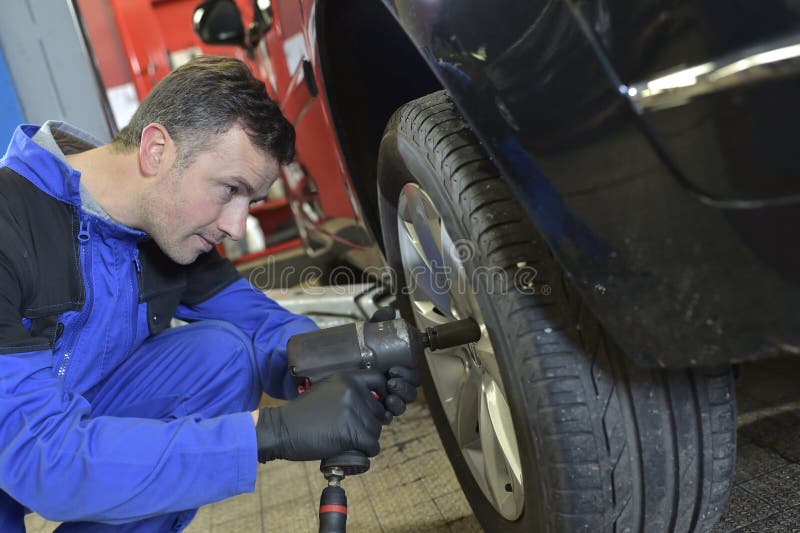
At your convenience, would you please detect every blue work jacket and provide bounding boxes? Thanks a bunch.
[0,123,317,523]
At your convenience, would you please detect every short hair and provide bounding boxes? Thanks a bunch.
[113,56,294,168]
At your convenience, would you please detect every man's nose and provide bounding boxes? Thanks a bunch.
[218,204,248,241]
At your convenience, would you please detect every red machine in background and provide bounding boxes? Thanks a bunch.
[76,0,371,267]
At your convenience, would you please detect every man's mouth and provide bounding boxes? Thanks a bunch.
[197,235,216,252]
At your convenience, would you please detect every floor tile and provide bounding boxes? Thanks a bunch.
[258,460,314,508]
[433,490,474,524]
[736,463,800,513]
[183,505,212,532]
[262,496,317,533]
[210,510,262,533]
[713,486,777,532]
[733,441,790,484]
[209,490,261,527]
[378,498,446,532]
[445,514,483,532]
[734,505,800,533]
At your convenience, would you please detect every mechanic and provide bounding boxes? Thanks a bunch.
[0,55,418,531]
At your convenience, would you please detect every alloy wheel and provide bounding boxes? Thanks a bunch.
[396,183,524,520]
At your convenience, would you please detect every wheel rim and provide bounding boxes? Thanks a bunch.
[397,183,524,520]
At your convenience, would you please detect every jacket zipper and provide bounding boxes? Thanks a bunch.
[126,249,142,356]
[58,218,93,378]
[133,249,142,289]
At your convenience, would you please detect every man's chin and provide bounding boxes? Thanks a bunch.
[155,240,202,265]
[171,253,200,266]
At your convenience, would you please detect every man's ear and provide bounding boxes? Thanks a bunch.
[139,123,170,176]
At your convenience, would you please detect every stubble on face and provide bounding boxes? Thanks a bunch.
[140,165,202,265]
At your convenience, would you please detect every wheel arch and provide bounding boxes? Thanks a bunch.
[314,0,442,248]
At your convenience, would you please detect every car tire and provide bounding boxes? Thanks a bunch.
[376,90,736,532]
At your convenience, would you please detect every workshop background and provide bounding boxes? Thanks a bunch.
[3,0,800,531]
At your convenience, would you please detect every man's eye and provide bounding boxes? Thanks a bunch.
[225,185,238,197]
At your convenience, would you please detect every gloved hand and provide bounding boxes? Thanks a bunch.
[369,307,422,423]
[256,371,387,463]
[382,366,421,423]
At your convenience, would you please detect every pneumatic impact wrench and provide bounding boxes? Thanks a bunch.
[287,315,481,533]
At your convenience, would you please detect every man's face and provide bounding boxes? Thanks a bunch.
[142,125,279,265]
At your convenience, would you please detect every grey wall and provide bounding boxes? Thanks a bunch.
[0,0,113,141]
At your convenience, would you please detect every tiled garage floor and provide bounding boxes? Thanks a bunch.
[712,356,800,532]
[25,356,800,532]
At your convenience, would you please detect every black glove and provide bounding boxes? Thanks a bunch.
[382,366,421,423]
[256,371,387,463]
[369,306,397,322]
[369,307,422,423]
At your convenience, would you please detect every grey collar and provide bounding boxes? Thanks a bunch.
[32,120,102,159]
[32,120,111,220]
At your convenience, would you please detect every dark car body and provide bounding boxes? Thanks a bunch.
[310,0,800,369]
[197,0,800,369]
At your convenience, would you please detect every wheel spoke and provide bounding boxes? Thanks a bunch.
[480,373,524,519]
[397,219,427,272]
[425,349,469,423]
[479,390,510,513]
[410,300,449,327]
[398,225,452,316]
[472,327,505,396]
[398,189,451,315]
[440,223,474,320]
[453,366,482,449]
[483,376,523,487]
[407,189,444,271]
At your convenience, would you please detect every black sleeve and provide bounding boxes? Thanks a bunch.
[0,206,49,355]
[0,168,87,350]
